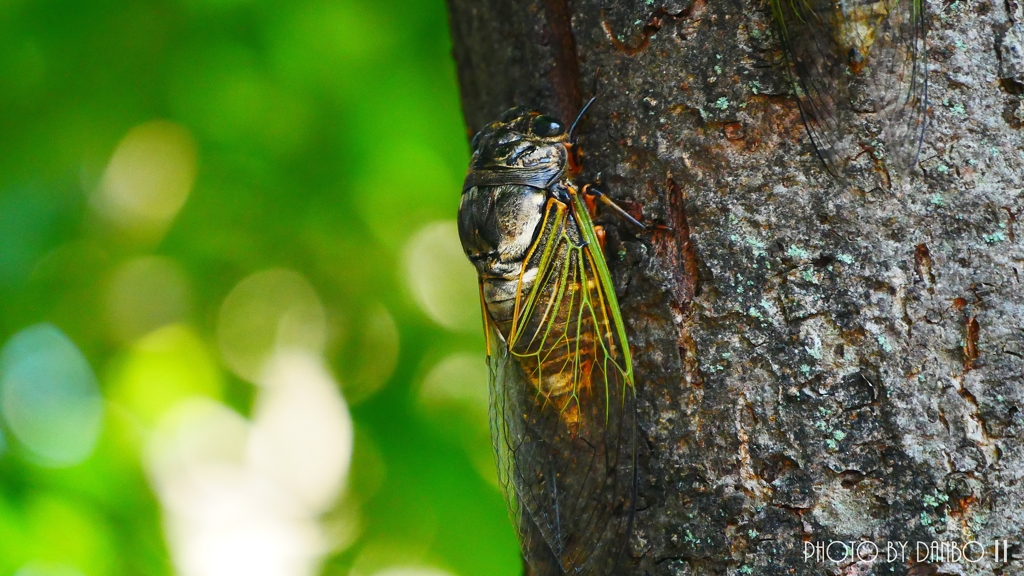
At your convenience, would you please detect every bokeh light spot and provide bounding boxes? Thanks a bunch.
[109,324,221,426]
[418,352,495,487]
[94,120,197,234]
[248,352,353,514]
[403,221,479,333]
[371,568,456,576]
[354,143,461,250]
[22,494,114,576]
[147,399,323,576]
[147,351,356,576]
[106,256,192,343]
[341,303,399,404]
[146,398,250,515]
[217,269,327,384]
[0,324,103,467]
[14,562,86,576]
[418,352,488,417]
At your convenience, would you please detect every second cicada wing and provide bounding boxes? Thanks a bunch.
[772,0,858,177]
[487,192,637,575]
[869,0,928,173]
[772,0,928,176]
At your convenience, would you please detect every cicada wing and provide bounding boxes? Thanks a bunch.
[772,0,928,176]
[488,194,637,575]
[772,0,858,177]
[487,328,564,575]
[870,0,928,173]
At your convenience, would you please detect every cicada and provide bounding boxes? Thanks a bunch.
[457,103,637,575]
[770,0,928,177]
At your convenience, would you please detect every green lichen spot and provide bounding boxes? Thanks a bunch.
[806,343,823,360]
[877,334,894,353]
[826,439,838,450]
[929,194,946,207]
[715,97,729,110]
[832,430,846,441]
[787,245,810,259]
[920,511,932,526]
[800,364,811,375]
[836,253,854,264]
[983,232,1006,243]
[748,307,763,319]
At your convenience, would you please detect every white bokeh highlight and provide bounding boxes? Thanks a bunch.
[248,352,353,514]
[147,351,353,576]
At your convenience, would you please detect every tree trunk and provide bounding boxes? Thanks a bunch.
[445,0,1024,574]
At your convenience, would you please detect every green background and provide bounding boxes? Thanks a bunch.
[0,0,520,574]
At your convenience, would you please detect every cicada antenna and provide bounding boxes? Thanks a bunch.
[569,96,597,143]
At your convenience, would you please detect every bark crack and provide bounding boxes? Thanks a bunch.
[542,0,583,122]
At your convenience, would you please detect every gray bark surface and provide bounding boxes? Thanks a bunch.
[445,0,1024,574]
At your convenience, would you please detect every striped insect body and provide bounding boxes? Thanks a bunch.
[458,105,637,575]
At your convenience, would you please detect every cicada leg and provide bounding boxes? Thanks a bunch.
[478,278,493,356]
[594,224,607,250]
[580,183,649,230]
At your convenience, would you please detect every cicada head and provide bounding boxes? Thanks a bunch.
[468,107,571,179]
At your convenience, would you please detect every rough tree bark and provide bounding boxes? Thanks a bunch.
[445,0,1024,574]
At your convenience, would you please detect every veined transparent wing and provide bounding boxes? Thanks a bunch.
[771,0,927,176]
[484,189,637,575]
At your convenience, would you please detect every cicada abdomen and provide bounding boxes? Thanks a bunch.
[458,107,637,575]
[771,0,928,177]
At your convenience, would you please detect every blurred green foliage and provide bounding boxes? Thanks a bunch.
[0,0,520,574]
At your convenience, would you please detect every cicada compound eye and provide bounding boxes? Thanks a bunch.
[531,115,565,138]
